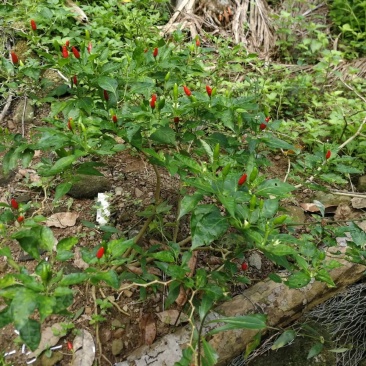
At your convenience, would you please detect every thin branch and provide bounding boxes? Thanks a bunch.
[0,94,13,123]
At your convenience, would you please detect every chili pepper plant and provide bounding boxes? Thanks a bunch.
[0,1,362,364]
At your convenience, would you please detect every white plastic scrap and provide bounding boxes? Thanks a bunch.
[96,193,110,225]
[50,345,62,350]
[4,350,16,356]
[22,344,26,353]
[26,358,37,364]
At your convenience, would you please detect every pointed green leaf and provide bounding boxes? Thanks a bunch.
[97,76,118,94]
[54,182,73,201]
[209,314,267,335]
[272,330,296,350]
[178,193,203,220]
[307,342,324,359]
[150,126,176,146]
[18,318,41,351]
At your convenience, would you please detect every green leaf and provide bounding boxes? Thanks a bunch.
[97,76,118,94]
[57,237,78,251]
[90,270,119,289]
[202,339,219,366]
[328,347,351,353]
[41,155,77,177]
[150,126,176,146]
[285,272,311,288]
[150,251,175,263]
[245,332,262,359]
[262,136,294,150]
[0,306,12,328]
[200,140,213,163]
[11,289,38,330]
[21,149,34,168]
[12,230,40,259]
[178,193,203,220]
[315,269,336,287]
[165,280,181,308]
[319,173,347,184]
[272,330,296,350]
[307,342,324,359]
[174,154,201,173]
[191,205,229,249]
[0,274,16,289]
[266,244,296,256]
[59,273,89,286]
[54,182,73,201]
[256,179,295,198]
[37,295,56,322]
[209,314,267,335]
[40,226,56,252]
[19,318,41,351]
[77,97,94,114]
[108,238,134,258]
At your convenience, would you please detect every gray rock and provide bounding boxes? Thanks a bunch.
[13,99,34,124]
[358,175,366,192]
[0,165,16,186]
[313,192,351,206]
[248,252,262,270]
[284,206,306,229]
[111,339,124,356]
[68,175,112,199]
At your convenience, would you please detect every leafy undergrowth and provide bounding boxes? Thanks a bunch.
[1,0,366,365]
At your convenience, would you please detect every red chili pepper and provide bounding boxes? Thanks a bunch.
[30,19,37,31]
[17,216,25,223]
[259,123,267,130]
[325,150,331,160]
[11,199,19,209]
[206,85,212,97]
[241,262,248,271]
[96,247,105,259]
[265,116,271,122]
[87,41,92,54]
[196,38,200,47]
[150,94,157,109]
[65,40,70,47]
[103,90,109,101]
[183,86,192,97]
[238,173,247,186]
[112,115,118,123]
[174,117,180,123]
[67,341,73,350]
[62,46,69,58]
[72,75,77,86]
[153,47,158,58]
[10,52,19,64]
[67,118,73,131]
[72,46,80,59]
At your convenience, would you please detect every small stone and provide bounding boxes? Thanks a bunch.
[13,99,34,124]
[111,319,123,328]
[111,339,124,356]
[113,328,125,339]
[85,306,92,315]
[122,305,129,313]
[68,175,112,199]
[0,261,8,273]
[115,187,123,196]
[351,197,366,209]
[358,175,366,192]
[102,328,112,342]
[123,290,133,298]
[248,252,262,270]
[274,155,281,160]
[135,188,143,198]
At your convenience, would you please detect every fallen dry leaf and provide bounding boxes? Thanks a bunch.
[140,313,156,346]
[72,329,95,366]
[46,212,79,228]
[156,309,189,326]
[73,247,89,270]
[175,286,188,307]
[300,203,337,214]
